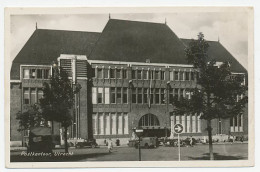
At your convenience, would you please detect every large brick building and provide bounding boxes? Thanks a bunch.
[10,19,248,146]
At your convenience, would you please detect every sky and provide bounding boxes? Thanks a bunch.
[10,12,248,70]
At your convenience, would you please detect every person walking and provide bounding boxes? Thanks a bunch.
[107,138,113,153]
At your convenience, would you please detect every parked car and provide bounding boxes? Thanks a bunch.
[75,139,98,148]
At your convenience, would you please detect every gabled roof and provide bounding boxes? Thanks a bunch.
[89,19,188,64]
[181,39,247,73]
[11,29,100,80]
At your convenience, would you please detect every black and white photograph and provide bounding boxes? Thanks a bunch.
[5,7,254,168]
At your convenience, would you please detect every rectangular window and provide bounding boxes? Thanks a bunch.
[170,71,174,80]
[92,87,97,104]
[174,71,179,80]
[118,114,123,134]
[124,113,129,134]
[180,89,184,98]
[111,87,116,103]
[43,69,50,79]
[179,71,184,81]
[92,68,96,78]
[150,88,154,104]
[186,115,190,133]
[117,88,122,104]
[97,68,102,78]
[143,88,148,103]
[122,69,127,79]
[37,69,43,79]
[161,88,165,104]
[143,70,148,80]
[104,68,109,78]
[110,69,115,79]
[182,115,186,133]
[97,88,104,103]
[137,70,142,79]
[197,114,201,132]
[149,70,154,80]
[191,72,194,80]
[155,88,160,104]
[92,114,97,135]
[116,69,121,78]
[132,88,137,103]
[31,69,36,79]
[23,88,29,104]
[138,88,142,103]
[132,70,136,79]
[98,114,104,135]
[155,71,159,80]
[111,113,117,134]
[185,72,190,81]
[192,115,196,133]
[169,89,174,103]
[174,88,179,98]
[23,69,30,79]
[161,71,165,80]
[37,89,43,102]
[123,88,128,104]
[105,113,110,135]
[31,88,36,104]
[104,88,110,104]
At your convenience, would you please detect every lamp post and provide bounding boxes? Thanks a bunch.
[135,127,143,161]
[165,81,171,138]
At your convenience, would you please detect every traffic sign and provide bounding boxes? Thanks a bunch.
[174,124,184,134]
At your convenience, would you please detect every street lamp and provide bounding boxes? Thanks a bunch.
[134,127,143,161]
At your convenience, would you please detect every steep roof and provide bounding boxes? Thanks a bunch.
[181,39,247,73]
[89,19,188,64]
[11,29,100,80]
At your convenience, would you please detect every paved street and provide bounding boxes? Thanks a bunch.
[10,143,248,162]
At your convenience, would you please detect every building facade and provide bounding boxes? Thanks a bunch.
[10,19,248,146]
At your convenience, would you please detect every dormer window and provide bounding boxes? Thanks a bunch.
[22,66,50,79]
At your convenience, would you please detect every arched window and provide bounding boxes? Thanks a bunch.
[139,114,160,127]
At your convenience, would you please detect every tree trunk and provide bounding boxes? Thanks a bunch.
[207,119,214,160]
[64,126,68,153]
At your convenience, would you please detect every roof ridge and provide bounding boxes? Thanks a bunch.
[37,28,101,34]
[109,18,165,25]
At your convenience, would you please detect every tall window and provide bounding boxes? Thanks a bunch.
[179,71,184,81]
[186,115,190,133]
[182,115,186,133]
[104,88,110,104]
[174,71,179,80]
[155,71,160,80]
[104,113,110,135]
[118,114,123,134]
[137,70,142,79]
[38,89,43,101]
[174,88,179,98]
[104,68,109,78]
[161,71,165,80]
[180,89,184,98]
[169,88,174,102]
[97,68,102,78]
[92,113,97,135]
[143,70,148,80]
[192,115,196,133]
[123,88,128,104]
[97,88,103,103]
[92,68,96,78]
[150,88,154,104]
[117,88,122,103]
[132,88,137,103]
[37,69,43,79]
[23,69,30,79]
[30,88,36,104]
[191,72,194,80]
[116,69,121,78]
[138,88,142,103]
[23,88,29,104]
[122,69,127,79]
[170,71,174,80]
[110,69,115,79]
[185,72,190,81]
[132,70,136,79]
[111,87,116,103]
[149,70,154,80]
[155,88,160,104]
[143,88,148,103]
[111,113,117,134]
[124,113,129,134]
[161,88,165,104]
[43,69,50,79]
[98,114,104,135]
[31,69,36,79]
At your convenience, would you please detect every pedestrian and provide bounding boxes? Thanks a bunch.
[190,136,193,147]
[104,138,107,146]
[107,138,113,153]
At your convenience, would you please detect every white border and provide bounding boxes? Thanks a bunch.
[2,4,256,171]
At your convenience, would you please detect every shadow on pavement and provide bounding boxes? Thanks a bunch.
[188,153,247,160]
[10,152,110,162]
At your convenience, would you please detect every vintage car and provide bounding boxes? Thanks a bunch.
[128,137,158,149]
[75,138,98,148]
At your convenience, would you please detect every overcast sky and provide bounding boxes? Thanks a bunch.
[10,12,248,70]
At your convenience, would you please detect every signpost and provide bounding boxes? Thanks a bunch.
[135,128,143,161]
[173,124,184,161]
